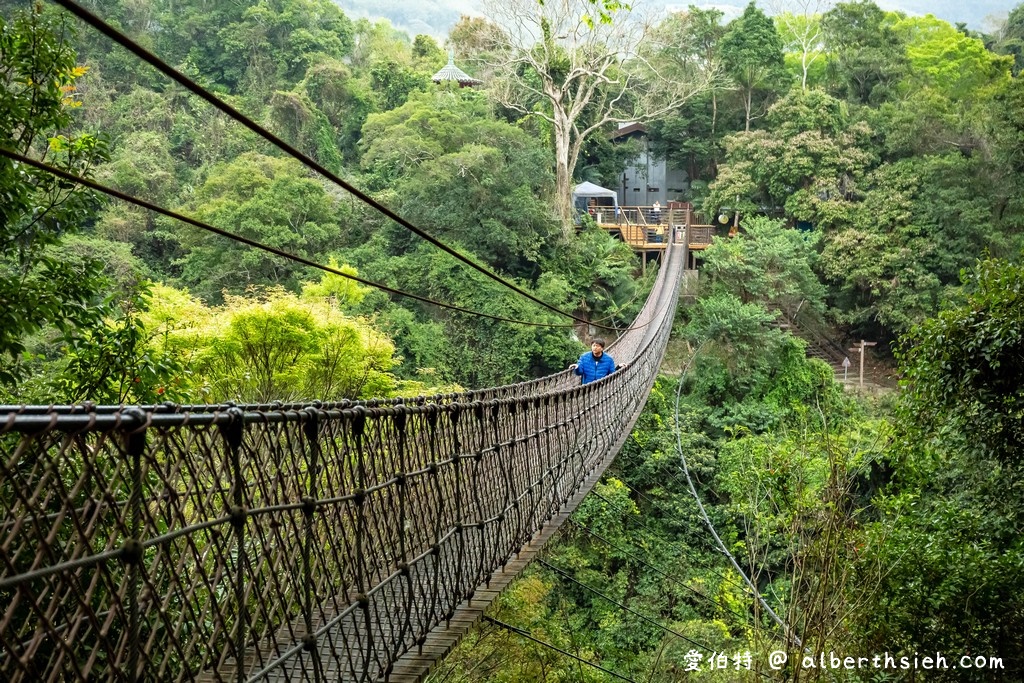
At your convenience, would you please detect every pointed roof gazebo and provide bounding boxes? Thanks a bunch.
[432,51,482,88]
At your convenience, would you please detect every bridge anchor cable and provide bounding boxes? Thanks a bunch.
[672,342,804,650]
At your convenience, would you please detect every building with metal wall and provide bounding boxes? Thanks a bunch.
[611,123,689,208]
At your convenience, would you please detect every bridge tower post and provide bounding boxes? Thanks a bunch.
[683,204,691,270]
[301,406,324,679]
[120,408,148,683]
[221,406,248,683]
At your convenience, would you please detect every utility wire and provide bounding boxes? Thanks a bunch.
[672,342,803,649]
[539,558,777,681]
[586,474,791,642]
[0,148,578,329]
[564,518,753,623]
[615,456,736,532]
[483,616,636,683]
[589,490,665,539]
[49,0,628,332]
[615,478,662,508]
[537,558,715,654]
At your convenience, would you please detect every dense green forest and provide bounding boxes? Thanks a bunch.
[1,0,1022,679]
[0,0,641,402]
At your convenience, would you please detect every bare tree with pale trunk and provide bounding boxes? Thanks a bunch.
[479,0,714,238]
[771,0,834,91]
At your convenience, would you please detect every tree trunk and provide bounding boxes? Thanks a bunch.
[744,87,753,132]
[712,91,718,136]
[711,91,719,172]
[553,113,575,240]
[555,159,574,238]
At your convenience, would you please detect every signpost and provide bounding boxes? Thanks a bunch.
[842,356,851,383]
[846,340,877,388]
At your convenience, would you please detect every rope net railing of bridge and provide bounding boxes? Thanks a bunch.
[0,243,684,682]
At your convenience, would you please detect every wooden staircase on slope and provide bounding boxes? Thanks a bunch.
[774,309,849,379]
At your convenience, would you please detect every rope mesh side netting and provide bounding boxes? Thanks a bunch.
[0,243,684,682]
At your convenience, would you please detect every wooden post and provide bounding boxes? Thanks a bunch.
[683,205,691,269]
[847,340,877,388]
[728,211,739,238]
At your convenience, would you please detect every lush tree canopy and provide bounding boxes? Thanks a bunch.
[720,2,788,131]
[0,7,108,384]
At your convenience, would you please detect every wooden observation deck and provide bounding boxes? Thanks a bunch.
[586,203,718,269]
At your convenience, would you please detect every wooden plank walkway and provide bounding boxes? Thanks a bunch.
[596,221,715,252]
[197,246,682,683]
[602,222,669,250]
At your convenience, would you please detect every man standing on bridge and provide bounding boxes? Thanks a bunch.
[570,339,616,384]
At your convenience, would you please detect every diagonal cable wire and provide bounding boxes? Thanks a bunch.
[48,0,629,332]
[536,558,715,654]
[602,474,750,586]
[482,615,636,683]
[538,558,777,681]
[672,341,804,649]
[0,148,577,328]
[587,488,747,592]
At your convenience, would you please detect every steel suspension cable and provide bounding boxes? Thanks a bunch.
[587,488,747,592]
[48,0,629,332]
[0,148,576,329]
[0,242,687,681]
[539,558,777,680]
[601,473,753,588]
[613,478,663,508]
[536,558,715,653]
[672,342,804,649]
[588,490,667,540]
[482,616,636,683]
[571,503,791,645]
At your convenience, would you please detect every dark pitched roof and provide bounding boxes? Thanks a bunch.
[609,122,648,140]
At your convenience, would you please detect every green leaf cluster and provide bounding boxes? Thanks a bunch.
[140,281,399,403]
[849,257,1024,672]
[0,6,110,384]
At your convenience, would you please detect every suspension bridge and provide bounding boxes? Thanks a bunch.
[0,236,685,682]
[0,1,711,679]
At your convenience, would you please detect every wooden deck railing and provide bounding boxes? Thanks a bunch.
[591,205,718,251]
[688,226,714,248]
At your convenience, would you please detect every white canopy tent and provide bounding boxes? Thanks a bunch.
[572,182,619,222]
[573,181,618,207]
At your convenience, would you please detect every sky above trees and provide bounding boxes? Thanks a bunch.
[333,0,1019,40]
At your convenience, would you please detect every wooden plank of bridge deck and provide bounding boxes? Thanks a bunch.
[201,466,649,681]
[381,504,591,681]
[382,331,676,683]
[598,224,671,252]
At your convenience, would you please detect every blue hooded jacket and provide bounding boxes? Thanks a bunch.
[574,350,616,384]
